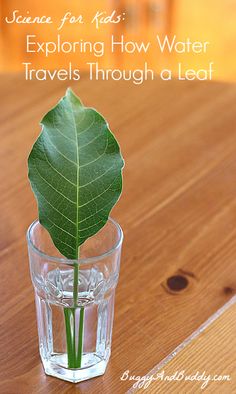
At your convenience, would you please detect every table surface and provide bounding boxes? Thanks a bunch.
[133,296,236,393]
[1,74,236,394]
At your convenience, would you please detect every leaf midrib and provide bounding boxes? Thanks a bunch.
[68,99,80,259]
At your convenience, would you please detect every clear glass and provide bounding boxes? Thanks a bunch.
[27,218,123,383]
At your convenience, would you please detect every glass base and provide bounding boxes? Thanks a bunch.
[42,351,110,383]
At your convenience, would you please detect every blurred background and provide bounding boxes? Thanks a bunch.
[0,0,236,82]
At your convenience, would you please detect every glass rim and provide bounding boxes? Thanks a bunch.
[27,217,123,265]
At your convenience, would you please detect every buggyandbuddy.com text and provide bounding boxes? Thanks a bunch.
[121,369,231,390]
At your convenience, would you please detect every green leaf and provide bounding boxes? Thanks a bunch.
[28,88,124,259]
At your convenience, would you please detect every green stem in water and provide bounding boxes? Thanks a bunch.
[73,261,79,306]
[64,248,85,368]
[77,306,84,366]
[64,308,74,368]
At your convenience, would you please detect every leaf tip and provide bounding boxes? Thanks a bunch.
[66,87,83,107]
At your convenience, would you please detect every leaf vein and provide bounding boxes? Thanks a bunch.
[77,112,95,136]
[79,137,109,169]
[79,199,113,224]
[46,134,77,166]
[80,164,115,189]
[78,176,119,208]
[78,131,101,150]
[42,145,77,187]
[34,163,76,205]
[44,216,76,239]
[52,113,75,143]
[79,218,105,233]
[37,189,76,226]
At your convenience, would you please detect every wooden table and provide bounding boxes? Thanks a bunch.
[132,296,236,393]
[1,74,236,393]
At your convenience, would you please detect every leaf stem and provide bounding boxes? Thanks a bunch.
[64,308,74,368]
[77,307,84,367]
[73,261,79,307]
[64,247,84,368]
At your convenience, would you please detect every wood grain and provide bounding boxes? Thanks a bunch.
[132,296,236,393]
[1,74,236,393]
